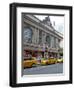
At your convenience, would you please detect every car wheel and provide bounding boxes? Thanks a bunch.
[32,63,36,67]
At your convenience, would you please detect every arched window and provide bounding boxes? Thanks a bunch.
[23,27,33,43]
[46,35,51,47]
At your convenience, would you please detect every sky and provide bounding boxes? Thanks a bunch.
[34,15,64,34]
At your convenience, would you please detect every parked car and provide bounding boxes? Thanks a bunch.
[57,58,63,63]
[41,58,49,65]
[48,58,57,64]
[41,58,57,65]
[23,57,37,68]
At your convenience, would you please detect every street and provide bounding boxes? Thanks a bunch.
[23,63,63,75]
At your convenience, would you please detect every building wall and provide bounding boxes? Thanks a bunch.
[22,14,62,53]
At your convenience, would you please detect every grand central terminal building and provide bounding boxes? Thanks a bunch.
[22,14,63,60]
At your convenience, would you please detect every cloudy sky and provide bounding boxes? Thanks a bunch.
[35,15,64,34]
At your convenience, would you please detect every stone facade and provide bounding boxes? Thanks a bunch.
[22,14,63,58]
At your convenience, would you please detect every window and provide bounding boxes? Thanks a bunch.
[46,35,51,47]
[23,27,33,43]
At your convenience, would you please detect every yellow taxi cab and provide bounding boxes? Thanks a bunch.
[48,57,57,64]
[41,58,49,65]
[41,57,57,65]
[23,57,37,68]
[57,58,63,63]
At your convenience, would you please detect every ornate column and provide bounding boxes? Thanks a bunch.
[50,36,54,48]
[34,27,37,44]
[42,31,46,45]
[31,27,36,44]
[36,28,39,44]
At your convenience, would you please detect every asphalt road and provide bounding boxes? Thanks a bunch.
[23,63,63,75]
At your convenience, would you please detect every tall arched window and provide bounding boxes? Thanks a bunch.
[46,35,51,47]
[23,27,33,43]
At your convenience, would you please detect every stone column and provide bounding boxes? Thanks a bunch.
[56,38,59,49]
[42,31,46,45]
[50,36,54,48]
[31,27,36,44]
[36,29,39,44]
[44,33,46,44]
[34,28,37,44]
